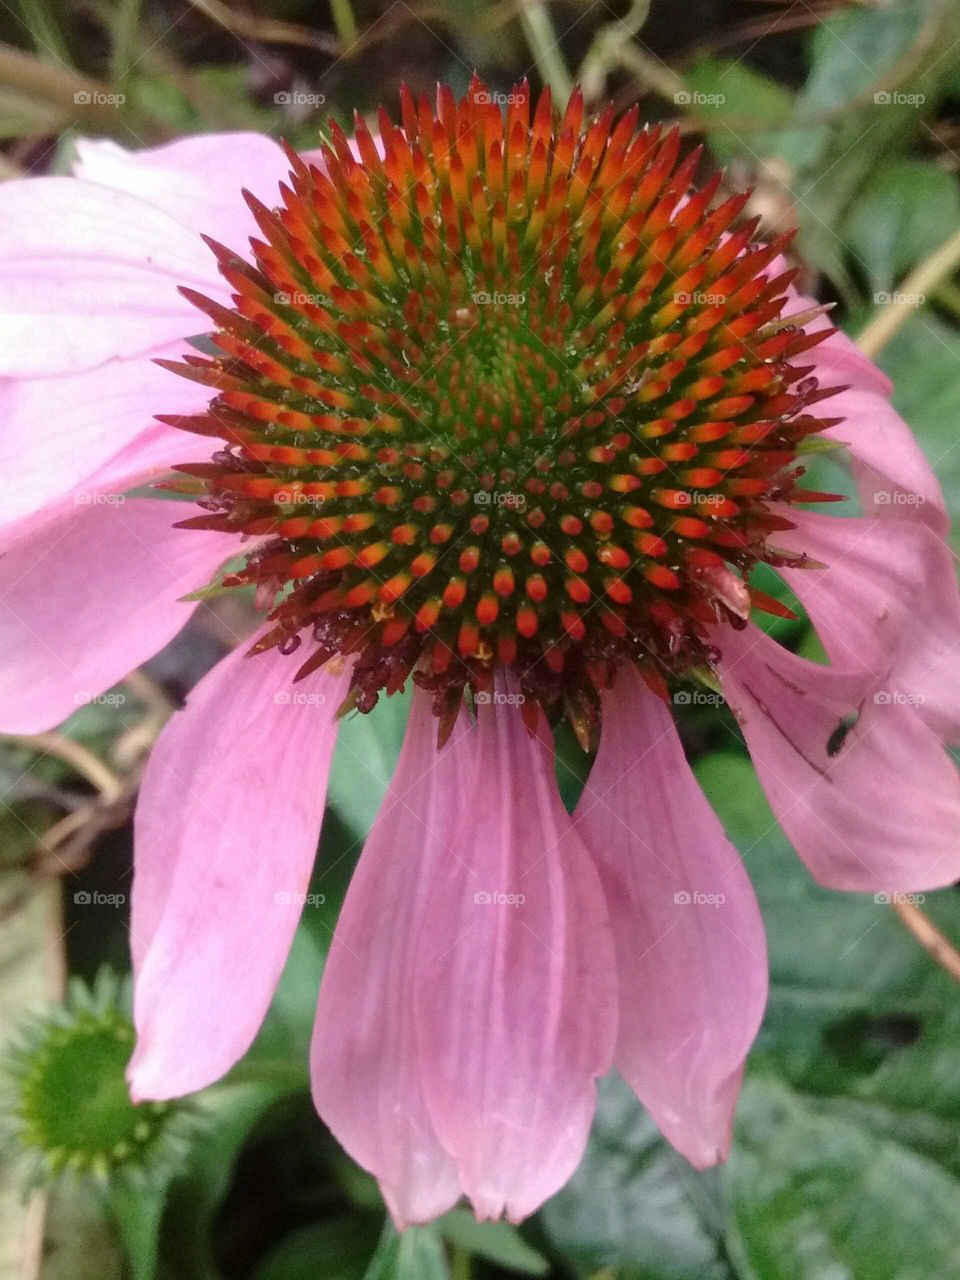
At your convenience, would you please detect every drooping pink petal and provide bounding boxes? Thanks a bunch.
[776,509,960,744]
[0,177,223,377]
[74,133,291,247]
[573,668,767,1168]
[129,646,354,1100]
[311,690,473,1226]
[0,340,211,535]
[414,686,618,1222]
[779,288,946,531]
[821,386,947,533]
[0,498,234,734]
[717,623,960,892]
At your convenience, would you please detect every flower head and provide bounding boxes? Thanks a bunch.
[166,78,838,738]
[2,82,960,1229]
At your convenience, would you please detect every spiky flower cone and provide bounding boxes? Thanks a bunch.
[2,973,193,1187]
[164,78,841,739]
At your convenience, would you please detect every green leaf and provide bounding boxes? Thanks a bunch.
[162,1083,288,1279]
[697,754,960,1174]
[790,0,958,292]
[693,756,960,1272]
[682,57,825,171]
[437,1208,549,1275]
[254,1218,377,1280]
[843,160,960,291]
[361,1220,449,1280]
[104,1180,168,1280]
[727,1077,960,1278]
[16,0,72,65]
[798,0,943,116]
[540,1074,731,1279]
[554,719,593,812]
[239,922,325,1083]
[327,689,411,842]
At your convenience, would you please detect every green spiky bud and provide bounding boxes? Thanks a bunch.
[2,970,195,1190]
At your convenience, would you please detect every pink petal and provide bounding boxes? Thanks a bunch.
[776,509,960,744]
[129,646,354,1100]
[311,690,472,1226]
[0,413,216,559]
[717,623,960,892]
[414,687,618,1222]
[0,341,211,534]
[781,288,945,531]
[74,134,291,248]
[821,386,947,534]
[0,177,222,377]
[0,498,234,734]
[573,669,767,1168]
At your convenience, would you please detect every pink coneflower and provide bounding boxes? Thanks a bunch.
[3,80,960,1225]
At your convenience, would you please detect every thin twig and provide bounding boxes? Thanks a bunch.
[891,897,960,984]
[185,0,339,55]
[857,224,960,357]
[6,732,124,803]
[517,0,573,104]
[0,39,111,116]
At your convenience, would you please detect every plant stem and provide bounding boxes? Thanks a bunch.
[891,897,960,984]
[450,1245,472,1280]
[518,0,573,104]
[330,0,359,51]
[111,0,141,91]
[857,224,960,358]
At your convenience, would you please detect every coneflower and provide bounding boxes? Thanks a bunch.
[1,80,959,1225]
